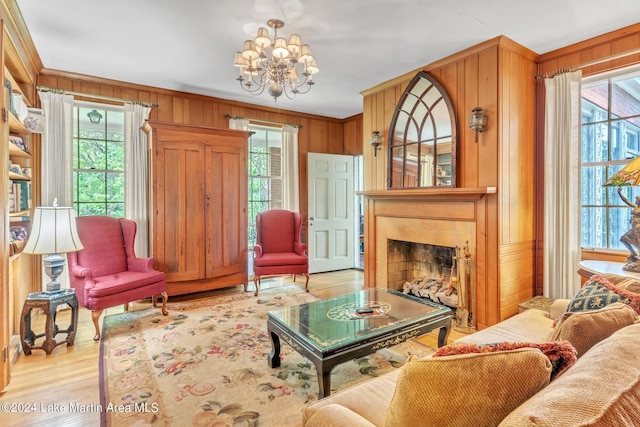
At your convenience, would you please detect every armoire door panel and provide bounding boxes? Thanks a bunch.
[205,148,247,278]
[155,141,205,282]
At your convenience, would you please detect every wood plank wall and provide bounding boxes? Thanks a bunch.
[37,70,363,242]
[361,37,538,327]
[534,23,640,295]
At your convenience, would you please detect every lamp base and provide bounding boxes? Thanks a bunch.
[42,253,67,294]
[622,259,640,273]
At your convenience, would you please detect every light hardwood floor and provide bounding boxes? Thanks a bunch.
[0,270,463,426]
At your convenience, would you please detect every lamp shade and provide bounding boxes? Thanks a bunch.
[272,37,289,59]
[603,155,640,187]
[255,27,271,49]
[23,205,84,254]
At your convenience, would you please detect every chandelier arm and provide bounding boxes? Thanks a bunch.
[239,75,268,96]
[292,81,314,95]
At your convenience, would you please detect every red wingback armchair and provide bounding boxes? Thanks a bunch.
[253,209,309,296]
[67,216,168,340]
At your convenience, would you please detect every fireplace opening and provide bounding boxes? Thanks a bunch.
[387,240,459,308]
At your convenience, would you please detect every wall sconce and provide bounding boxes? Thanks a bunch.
[468,107,487,143]
[370,131,382,156]
[87,109,103,124]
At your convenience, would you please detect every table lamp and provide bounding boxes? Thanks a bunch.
[603,155,640,272]
[22,199,84,293]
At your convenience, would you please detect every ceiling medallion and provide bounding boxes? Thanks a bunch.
[233,18,319,101]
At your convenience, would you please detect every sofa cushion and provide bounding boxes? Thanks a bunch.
[499,323,640,427]
[566,274,640,314]
[453,308,555,346]
[304,404,376,427]
[384,348,552,427]
[302,368,402,426]
[433,341,577,379]
[551,302,638,357]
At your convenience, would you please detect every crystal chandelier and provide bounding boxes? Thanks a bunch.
[233,19,319,101]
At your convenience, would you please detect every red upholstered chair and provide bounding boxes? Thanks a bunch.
[67,216,168,341]
[253,209,309,296]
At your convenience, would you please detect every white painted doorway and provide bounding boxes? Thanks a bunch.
[307,153,355,274]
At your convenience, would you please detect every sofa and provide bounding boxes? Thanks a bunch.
[302,275,640,427]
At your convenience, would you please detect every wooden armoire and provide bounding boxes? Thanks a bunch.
[146,121,251,296]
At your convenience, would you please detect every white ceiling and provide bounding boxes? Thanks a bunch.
[14,0,640,119]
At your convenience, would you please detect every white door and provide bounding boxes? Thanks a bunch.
[308,153,355,273]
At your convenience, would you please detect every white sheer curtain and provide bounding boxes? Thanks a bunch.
[282,125,300,212]
[543,70,582,299]
[124,104,152,257]
[38,91,75,290]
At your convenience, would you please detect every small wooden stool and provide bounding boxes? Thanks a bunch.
[20,289,79,355]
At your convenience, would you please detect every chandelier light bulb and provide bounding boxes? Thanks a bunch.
[233,18,318,101]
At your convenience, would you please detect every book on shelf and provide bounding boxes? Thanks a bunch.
[345,307,388,319]
[8,181,31,212]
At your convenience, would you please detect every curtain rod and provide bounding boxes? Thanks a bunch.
[224,113,302,128]
[36,85,159,108]
[535,47,640,80]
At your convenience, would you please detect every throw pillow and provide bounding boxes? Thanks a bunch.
[566,274,640,314]
[433,340,577,380]
[384,348,552,427]
[602,274,640,294]
[551,302,638,357]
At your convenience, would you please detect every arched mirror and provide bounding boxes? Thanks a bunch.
[388,71,457,188]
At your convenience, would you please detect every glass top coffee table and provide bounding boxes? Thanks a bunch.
[267,288,452,398]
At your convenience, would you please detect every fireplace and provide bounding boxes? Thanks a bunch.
[361,189,491,327]
[387,240,456,297]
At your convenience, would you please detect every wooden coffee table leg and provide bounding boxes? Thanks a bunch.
[316,363,332,399]
[437,320,452,347]
[268,330,281,368]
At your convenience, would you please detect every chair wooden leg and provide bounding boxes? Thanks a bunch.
[160,292,169,316]
[254,276,260,297]
[152,293,169,314]
[293,274,297,282]
[123,303,129,311]
[304,273,309,292]
[91,310,103,341]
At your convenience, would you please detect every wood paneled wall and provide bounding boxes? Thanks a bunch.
[37,70,363,241]
[534,23,640,294]
[361,37,538,328]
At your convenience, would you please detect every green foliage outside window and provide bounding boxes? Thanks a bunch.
[73,105,125,217]
[247,126,283,250]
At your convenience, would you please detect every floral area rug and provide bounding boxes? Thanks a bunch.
[99,285,434,426]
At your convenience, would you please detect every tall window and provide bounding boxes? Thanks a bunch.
[72,102,125,217]
[581,67,640,250]
[247,126,283,249]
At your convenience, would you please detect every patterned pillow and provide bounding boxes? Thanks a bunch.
[434,341,577,380]
[566,275,640,314]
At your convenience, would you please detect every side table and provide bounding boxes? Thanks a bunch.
[20,289,79,355]
[577,260,640,281]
